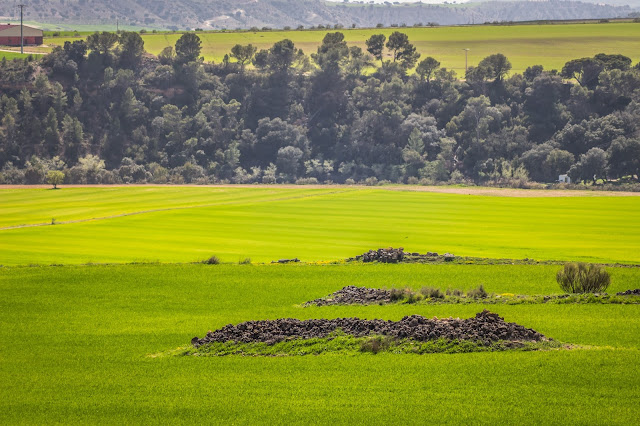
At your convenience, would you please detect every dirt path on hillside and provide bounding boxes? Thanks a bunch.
[2,184,639,197]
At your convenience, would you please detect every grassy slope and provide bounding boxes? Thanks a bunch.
[44,23,640,72]
[1,187,640,265]
[1,263,639,424]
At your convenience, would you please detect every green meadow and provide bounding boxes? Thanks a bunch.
[1,263,639,424]
[44,22,640,72]
[0,51,33,60]
[2,186,640,265]
[2,186,640,424]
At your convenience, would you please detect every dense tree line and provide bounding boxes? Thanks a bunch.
[1,31,639,187]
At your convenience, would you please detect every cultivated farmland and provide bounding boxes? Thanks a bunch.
[2,186,640,265]
[1,186,640,424]
[44,22,640,72]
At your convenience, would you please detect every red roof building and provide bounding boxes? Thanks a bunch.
[0,24,44,46]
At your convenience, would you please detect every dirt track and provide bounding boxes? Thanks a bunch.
[2,184,639,197]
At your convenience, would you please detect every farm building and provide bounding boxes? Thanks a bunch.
[0,24,43,46]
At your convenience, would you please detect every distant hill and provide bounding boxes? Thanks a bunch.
[0,0,633,30]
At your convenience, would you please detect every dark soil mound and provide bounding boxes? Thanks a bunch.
[617,289,640,296]
[304,286,392,306]
[191,310,547,347]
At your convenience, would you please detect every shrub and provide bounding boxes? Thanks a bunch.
[390,287,415,302]
[467,285,488,299]
[295,177,319,185]
[446,288,464,297]
[556,263,610,293]
[390,288,405,301]
[363,176,378,186]
[360,336,394,354]
[239,258,251,265]
[420,287,444,299]
[204,255,220,265]
[404,293,420,304]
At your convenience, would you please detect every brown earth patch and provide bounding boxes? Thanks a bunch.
[2,183,639,197]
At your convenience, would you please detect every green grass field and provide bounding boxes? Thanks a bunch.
[43,22,640,72]
[2,186,640,424]
[2,186,640,265]
[1,263,639,424]
[0,51,34,60]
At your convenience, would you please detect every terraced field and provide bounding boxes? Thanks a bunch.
[1,185,639,424]
[42,22,640,72]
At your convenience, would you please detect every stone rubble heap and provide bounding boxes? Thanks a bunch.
[349,248,455,263]
[271,258,300,264]
[303,285,393,307]
[617,289,640,296]
[191,310,547,347]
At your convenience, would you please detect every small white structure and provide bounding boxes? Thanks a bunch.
[558,174,571,184]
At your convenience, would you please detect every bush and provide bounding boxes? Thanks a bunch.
[420,287,444,299]
[363,176,378,186]
[295,177,319,185]
[556,263,610,293]
[239,258,251,265]
[467,285,488,299]
[360,336,394,354]
[446,288,464,297]
[390,288,415,302]
[204,255,220,265]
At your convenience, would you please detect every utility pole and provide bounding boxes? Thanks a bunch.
[18,4,25,54]
[462,48,470,76]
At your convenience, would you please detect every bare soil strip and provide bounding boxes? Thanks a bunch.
[1,184,639,197]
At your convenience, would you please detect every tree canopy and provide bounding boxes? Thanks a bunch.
[1,32,639,188]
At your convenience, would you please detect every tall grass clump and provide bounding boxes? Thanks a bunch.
[204,255,220,265]
[556,263,610,293]
[467,284,488,299]
[420,287,444,299]
[359,336,394,354]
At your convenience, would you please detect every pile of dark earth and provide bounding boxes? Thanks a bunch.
[191,310,547,347]
[304,286,640,306]
[270,258,300,264]
[304,285,392,307]
[617,289,640,296]
[348,248,454,263]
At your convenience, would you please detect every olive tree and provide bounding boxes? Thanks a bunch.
[46,170,65,189]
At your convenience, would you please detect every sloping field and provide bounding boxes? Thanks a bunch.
[44,23,640,72]
[1,263,639,424]
[1,186,640,265]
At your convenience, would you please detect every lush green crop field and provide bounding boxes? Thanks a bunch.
[2,186,640,265]
[1,263,639,424]
[45,22,640,72]
[0,51,33,60]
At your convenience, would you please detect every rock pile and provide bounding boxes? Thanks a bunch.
[358,248,406,263]
[191,310,547,347]
[617,289,640,296]
[304,286,392,307]
[271,258,300,264]
[348,248,455,263]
